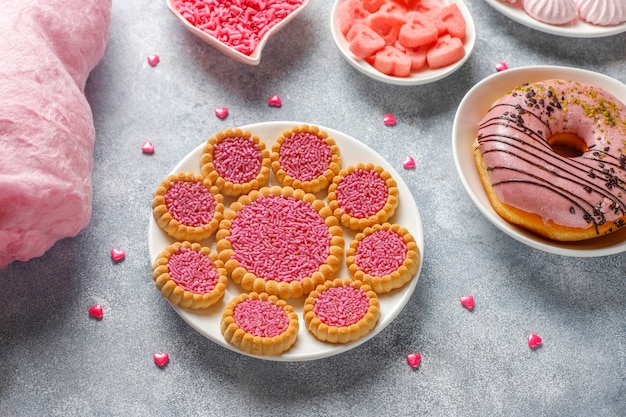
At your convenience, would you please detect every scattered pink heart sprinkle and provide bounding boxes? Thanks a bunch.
[88,304,104,320]
[141,141,155,154]
[495,61,508,72]
[383,113,397,126]
[110,248,125,263]
[528,333,542,349]
[147,54,160,67]
[406,352,421,368]
[153,352,169,368]
[267,95,282,107]
[402,155,416,169]
[460,295,475,310]
[215,107,229,119]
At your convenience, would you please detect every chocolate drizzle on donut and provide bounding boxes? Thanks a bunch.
[476,80,626,236]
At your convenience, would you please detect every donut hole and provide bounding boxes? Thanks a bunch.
[548,133,587,158]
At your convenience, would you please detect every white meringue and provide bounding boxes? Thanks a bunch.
[523,0,577,25]
[577,0,626,26]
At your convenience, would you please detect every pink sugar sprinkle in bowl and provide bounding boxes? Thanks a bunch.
[167,0,310,65]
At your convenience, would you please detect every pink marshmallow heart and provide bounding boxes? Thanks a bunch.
[528,333,542,349]
[406,352,421,368]
[215,107,229,119]
[267,95,282,107]
[147,54,160,67]
[153,352,169,368]
[141,141,155,154]
[110,248,125,263]
[403,155,416,169]
[460,295,474,310]
[88,304,103,320]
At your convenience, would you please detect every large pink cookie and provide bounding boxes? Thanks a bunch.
[0,0,111,269]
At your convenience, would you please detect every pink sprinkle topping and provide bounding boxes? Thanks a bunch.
[354,229,408,276]
[228,194,331,283]
[167,247,220,293]
[233,298,289,337]
[495,61,508,72]
[313,285,369,327]
[460,295,475,310]
[147,54,160,67]
[383,113,397,126]
[215,106,229,119]
[213,136,262,183]
[268,94,282,107]
[278,132,332,181]
[164,180,217,227]
[336,169,388,218]
[172,0,304,56]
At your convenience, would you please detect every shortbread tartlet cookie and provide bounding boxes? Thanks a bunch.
[216,186,344,299]
[270,124,341,193]
[346,223,420,294]
[303,278,379,344]
[221,292,299,356]
[152,172,225,241]
[200,128,271,197]
[152,241,228,310]
[327,163,399,231]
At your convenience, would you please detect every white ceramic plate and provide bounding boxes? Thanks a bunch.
[330,0,476,86]
[148,121,424,361]
[452,65,626,257]
[484,0,626,38]
[166,0,310,65]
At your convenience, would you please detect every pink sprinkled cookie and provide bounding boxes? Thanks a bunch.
[152,241,228,309]
[201,129,271,197]
[346,222,420,293]
[327,162,399,231]
[152,172,225,241]
[271,124,342,193]
[216,186,344,299]
[303,278,379,344]
[221,292,299,356]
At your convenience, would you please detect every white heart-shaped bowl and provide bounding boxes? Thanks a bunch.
[167,0,310,65]
[330,0,476,85]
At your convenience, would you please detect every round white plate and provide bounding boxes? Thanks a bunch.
[148,121,424,361]
[166,0,310,65]
[484,0,626,38]
[452,65,626,257]
[330,0,476,86]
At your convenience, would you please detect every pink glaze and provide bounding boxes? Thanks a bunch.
[313,285,369,327]
[172,0,304,56]
[577,0,626,26]
[167,247,220,293]
[336,169,388,218]
[476,79,626,233]
[278,132,332,181]
[354,229,407,276]
[233,298,289,337]
[164,180,217,227]
[227,194,331,283]
[213,136,262,183]
[522,0,577,25]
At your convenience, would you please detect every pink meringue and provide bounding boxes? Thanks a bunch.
[577,0,626,26]
[523,0,577,25]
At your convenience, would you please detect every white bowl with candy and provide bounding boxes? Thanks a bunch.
[331,0,476,85]
[167,0,310,65]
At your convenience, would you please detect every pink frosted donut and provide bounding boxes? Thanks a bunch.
[473,79,626,241]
